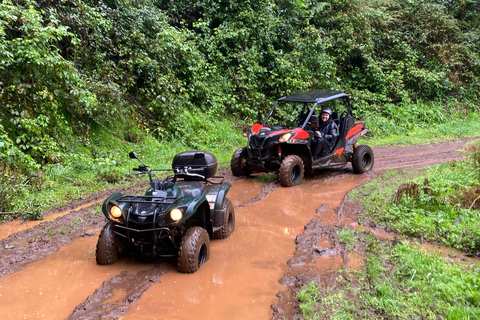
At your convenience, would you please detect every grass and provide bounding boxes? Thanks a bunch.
[298,234,480,320]
[351,145,480,253]
[337,227,355,251]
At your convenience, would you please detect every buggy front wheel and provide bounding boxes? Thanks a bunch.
[279,155,305,187]
[231,147,253,176]
[352,145,374,173]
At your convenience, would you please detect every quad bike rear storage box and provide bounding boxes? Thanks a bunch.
[172,150,218,179]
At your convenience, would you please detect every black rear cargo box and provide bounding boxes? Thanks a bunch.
[172,150,217,179]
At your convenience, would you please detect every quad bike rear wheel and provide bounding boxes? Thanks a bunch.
[213,198,235,239]
[352,145,374,173]
[231,147,253,176]
[96,222,123,265]
[177,227,210,273]
[279,155,305,187]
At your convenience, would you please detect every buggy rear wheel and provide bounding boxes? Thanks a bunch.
[279,155,305,187]
[213,198,235,239]
[96,222,123,265]
[177,227,210,273]
[352,145,374,173]
[231,147,253,176]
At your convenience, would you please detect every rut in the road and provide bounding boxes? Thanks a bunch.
[68,265,170,320]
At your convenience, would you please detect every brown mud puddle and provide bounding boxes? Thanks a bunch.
[0,235,155,320]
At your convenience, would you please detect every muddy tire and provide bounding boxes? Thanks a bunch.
[96,222,122,265]
[213,198,235,239]
[177,227,210,273]
[231,147,253,176]
[352,145,374,173]
[279,155,304,187]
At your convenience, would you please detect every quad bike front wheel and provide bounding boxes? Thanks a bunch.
[213,198,235,239]
[96,222,123,265]
[177,227,210,273]
[231,147,253,176]
[279,155,305,187]
[352,145,374,173]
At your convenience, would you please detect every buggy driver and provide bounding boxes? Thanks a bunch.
[313,107,339,157]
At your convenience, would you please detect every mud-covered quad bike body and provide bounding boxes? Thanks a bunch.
[231,90,374,187]
[96,150,234,273]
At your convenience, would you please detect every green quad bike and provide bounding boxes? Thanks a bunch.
[231,90,374,187]
[96,150,234,273]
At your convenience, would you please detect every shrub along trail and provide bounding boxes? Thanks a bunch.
[0,138,476,319]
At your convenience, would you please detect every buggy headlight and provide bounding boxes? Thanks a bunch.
[110,205,122,218]
[170,208,183,222]
[279,132,292,142]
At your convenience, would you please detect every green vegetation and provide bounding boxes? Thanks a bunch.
[1,0,479,218]
[352,142,480,253]
[337,227,355,251]
[298,238,480,320]
[296,141,480,319]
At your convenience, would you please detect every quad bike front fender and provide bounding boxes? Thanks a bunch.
[170,195,211,225]
[204,182,232,211]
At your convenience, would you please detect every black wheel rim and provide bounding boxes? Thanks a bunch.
[362,153,371,168]
[291,165,301,181]
[198,244,207,265]
[227,213,234,233]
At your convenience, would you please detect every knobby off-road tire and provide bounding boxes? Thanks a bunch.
[231,147,253,176]
[96,222,122,265]
[352,145,374,173]
[279,155,305,187]
[213,198,235,239]
[177,227,210,273]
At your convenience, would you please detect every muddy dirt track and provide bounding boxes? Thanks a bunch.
[0,138,477,320]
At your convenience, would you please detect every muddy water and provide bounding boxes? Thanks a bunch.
[124,174,370,320]
[0,235,154,320]
[0,200,100,240]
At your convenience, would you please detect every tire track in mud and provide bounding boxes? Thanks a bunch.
[0,206,104,278]
[67,265,170,319]
[233,181,276,210]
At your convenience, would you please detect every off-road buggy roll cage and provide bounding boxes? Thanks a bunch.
[264,90,352,129]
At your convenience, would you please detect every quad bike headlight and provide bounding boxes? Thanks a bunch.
[279,132,292,142]
[170,208,183,222]
[110,205,123,218]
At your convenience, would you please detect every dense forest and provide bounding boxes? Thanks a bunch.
[1,0,479,215]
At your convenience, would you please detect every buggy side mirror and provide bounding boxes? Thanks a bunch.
[257,110,263,124]
[129,151,139,159]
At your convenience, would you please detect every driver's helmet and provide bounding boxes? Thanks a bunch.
[320,107,332,115]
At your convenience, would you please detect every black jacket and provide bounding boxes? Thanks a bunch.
[315,119,339,152]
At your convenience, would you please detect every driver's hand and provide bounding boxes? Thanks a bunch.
[316,131,321,137]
